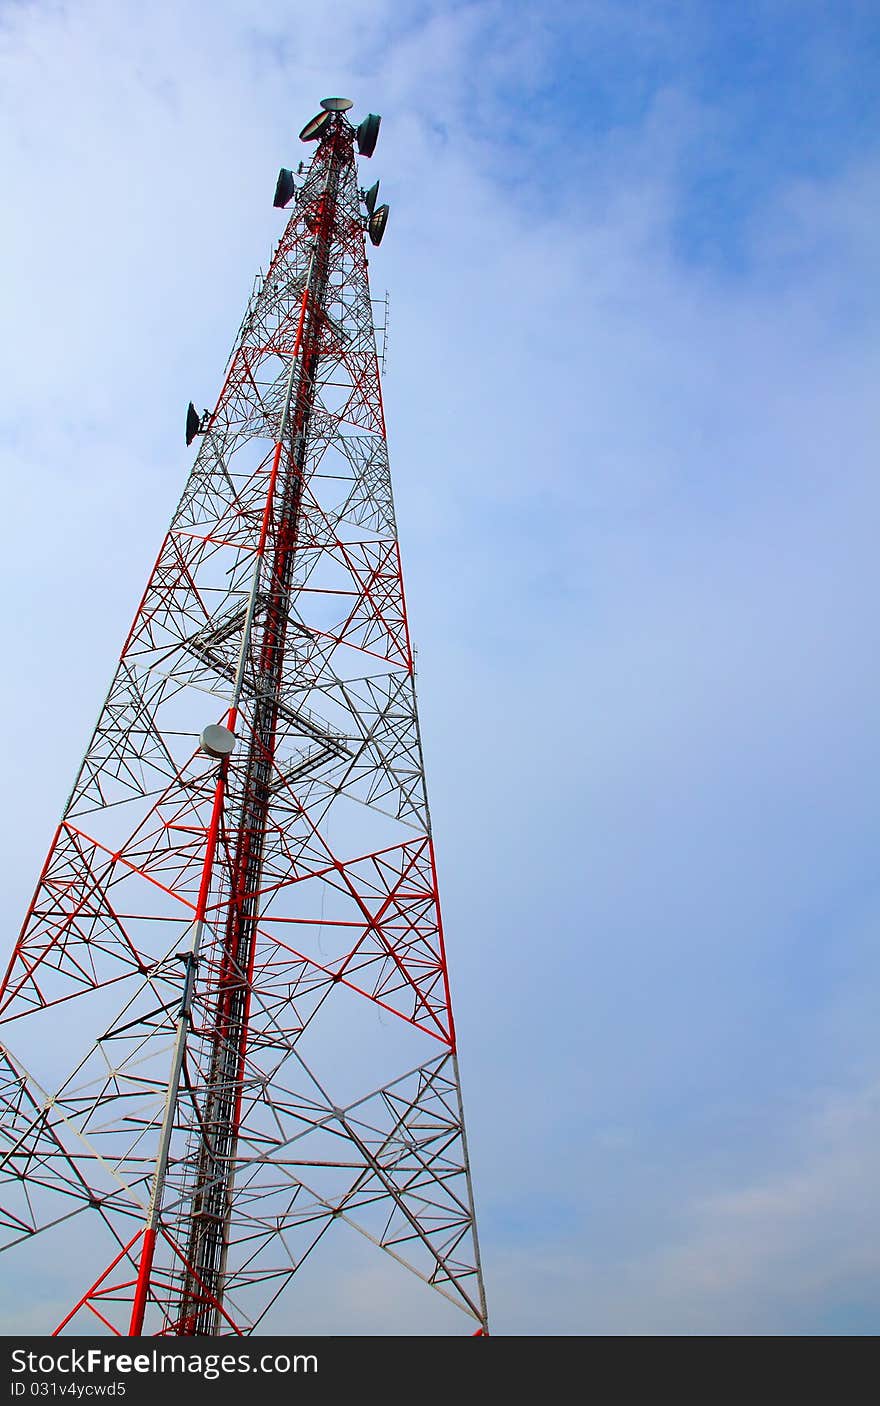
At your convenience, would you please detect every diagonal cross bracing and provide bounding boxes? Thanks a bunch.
[0,100,488,1337]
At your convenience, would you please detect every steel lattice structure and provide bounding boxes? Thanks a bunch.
[0,99,489,1337]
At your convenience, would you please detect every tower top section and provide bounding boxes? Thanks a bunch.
[271,99,389,247]
[295,99,382,157]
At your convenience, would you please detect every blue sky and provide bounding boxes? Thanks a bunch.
[1,0,880,1335]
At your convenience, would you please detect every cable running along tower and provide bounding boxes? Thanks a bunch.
[0,99,488,1337]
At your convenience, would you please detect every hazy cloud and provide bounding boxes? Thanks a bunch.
[2,0,879,1335]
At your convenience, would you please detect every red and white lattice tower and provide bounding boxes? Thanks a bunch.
[0,98,489,1337]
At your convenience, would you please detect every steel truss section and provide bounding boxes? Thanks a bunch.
[0,103,488,1337]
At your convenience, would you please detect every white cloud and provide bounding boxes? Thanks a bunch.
[1,0,879,1336]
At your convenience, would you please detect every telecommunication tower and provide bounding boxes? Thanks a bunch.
[0,99,489,1337]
